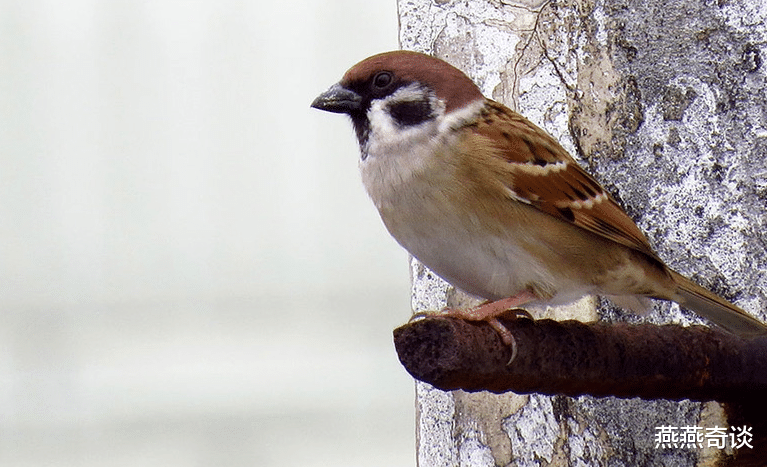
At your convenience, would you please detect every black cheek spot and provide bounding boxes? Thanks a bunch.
[557,206,576,222]
[389,99,434,126]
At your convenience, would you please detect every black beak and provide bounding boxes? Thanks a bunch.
[311,83,362,114]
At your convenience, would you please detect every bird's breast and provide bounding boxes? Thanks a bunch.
[359,140,558,301]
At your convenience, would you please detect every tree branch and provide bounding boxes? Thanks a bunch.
[393,316,767,402]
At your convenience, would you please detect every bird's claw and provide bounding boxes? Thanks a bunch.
[410,307,524,366]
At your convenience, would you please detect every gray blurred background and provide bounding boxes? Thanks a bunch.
[0,1,415,465]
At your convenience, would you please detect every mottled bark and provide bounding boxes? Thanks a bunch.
[398,0,767,465]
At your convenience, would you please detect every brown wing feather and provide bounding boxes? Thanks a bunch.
[474,99,659,260]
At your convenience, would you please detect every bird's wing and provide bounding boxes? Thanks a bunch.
[471,99,659,260]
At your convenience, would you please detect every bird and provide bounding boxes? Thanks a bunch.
[310,50,767,340]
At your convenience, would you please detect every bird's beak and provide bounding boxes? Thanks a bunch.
[311,83,362,114]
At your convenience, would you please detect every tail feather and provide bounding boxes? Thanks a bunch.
[670,270,767,339]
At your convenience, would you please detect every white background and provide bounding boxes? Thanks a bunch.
[0,1,414,465]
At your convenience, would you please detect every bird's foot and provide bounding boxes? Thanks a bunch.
[410,292,536,365]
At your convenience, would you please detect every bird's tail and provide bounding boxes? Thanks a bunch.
[671,270,767,339]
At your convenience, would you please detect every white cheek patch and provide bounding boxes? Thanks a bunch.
[366,103,438,160]
[365,84,445,159]
[364,87,484,160]
[359,92,485,210]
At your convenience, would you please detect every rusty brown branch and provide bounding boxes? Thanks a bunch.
[392,316,767,402]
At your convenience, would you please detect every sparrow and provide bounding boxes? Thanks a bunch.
[311,50,767,340]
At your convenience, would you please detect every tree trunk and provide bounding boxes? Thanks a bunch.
[398,0,767,465]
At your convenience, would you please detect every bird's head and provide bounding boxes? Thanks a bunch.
[311,51,483,151]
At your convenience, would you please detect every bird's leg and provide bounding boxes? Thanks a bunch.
[411,290,537,364]
[445,290,538,321]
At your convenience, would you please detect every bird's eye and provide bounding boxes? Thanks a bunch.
[372,71,393,90]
